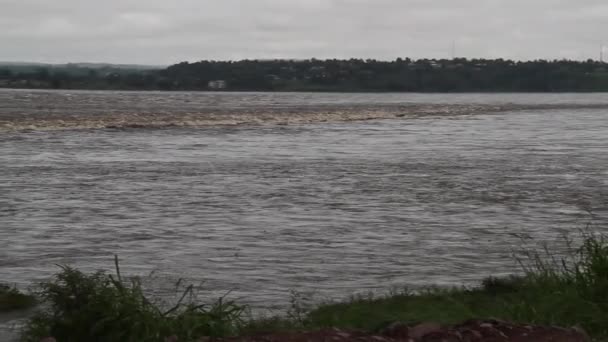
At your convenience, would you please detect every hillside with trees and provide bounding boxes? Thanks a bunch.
[1,58,607,92]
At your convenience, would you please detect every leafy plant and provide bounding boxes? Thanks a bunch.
[0,284,36,312]
[21,256,245,342]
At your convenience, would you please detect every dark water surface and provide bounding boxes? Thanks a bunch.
[1,91,608,320]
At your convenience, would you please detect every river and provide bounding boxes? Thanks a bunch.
[1,90,607,322]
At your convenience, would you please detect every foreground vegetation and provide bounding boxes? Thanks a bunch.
[0,284,36,313]
[15,230,608,341]
[20,257,244,341]
[1,58,608,92]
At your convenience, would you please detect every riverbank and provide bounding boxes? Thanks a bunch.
[3,231,607,341]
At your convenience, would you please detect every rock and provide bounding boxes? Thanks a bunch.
[408,322,443,340]
[453,320,589,342]
[459,329,483,342]
[380,321,409,338]
[211,319,590,341]
[333,329,352,339]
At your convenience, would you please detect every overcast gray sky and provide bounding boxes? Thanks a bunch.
[1,0,607,65]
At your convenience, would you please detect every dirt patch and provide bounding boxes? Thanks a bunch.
[213,319,588,341]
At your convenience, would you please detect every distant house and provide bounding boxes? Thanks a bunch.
[265,74,281,82]
[208,80,227,90]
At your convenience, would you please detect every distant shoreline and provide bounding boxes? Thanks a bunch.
[2,58,607,92]
[3,86,608,93]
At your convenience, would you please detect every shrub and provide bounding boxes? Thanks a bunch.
[0,284,36,312]
[21,257,245,342]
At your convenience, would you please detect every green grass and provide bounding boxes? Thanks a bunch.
[245,230,608,339]
[19,229,608,341]
[303,277,603,332]
[0,284,36,313]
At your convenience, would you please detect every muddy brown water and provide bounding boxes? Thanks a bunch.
[1,90,608,339]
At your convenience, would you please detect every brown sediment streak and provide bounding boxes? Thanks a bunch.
[0,103,607,132]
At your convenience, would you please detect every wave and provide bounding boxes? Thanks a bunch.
[1,103,607,132]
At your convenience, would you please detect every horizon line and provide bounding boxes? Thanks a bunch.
[1,56,607,67]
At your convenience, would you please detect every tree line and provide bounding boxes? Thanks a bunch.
[1,58,607,92]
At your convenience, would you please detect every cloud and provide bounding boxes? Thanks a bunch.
[0,0,606,64]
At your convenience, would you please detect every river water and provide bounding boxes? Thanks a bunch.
[1,90,608,320]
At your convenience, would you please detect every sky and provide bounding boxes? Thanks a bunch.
[1,0,607,65]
